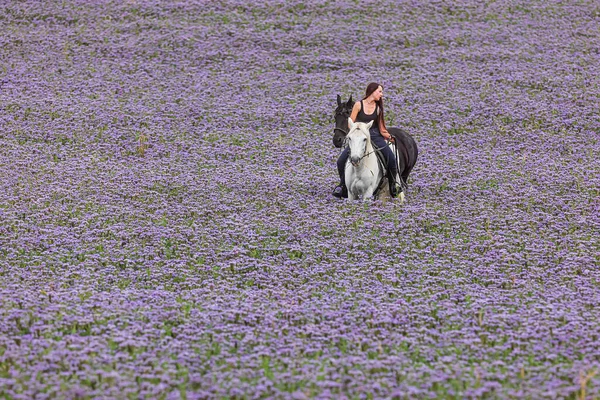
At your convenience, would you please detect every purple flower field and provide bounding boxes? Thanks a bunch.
[1,0,600,398]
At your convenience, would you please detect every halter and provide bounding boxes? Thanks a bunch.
[334,127,348,136]
[333,126,349,150]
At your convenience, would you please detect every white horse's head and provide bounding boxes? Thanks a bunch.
[346,118,374,166]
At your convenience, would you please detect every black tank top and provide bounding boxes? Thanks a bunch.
[356,100,379,128]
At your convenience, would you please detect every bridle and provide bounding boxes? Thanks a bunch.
[333,106,353,150]
[334,127,348,136]
[334,127,349,150]
[347,129,371,164]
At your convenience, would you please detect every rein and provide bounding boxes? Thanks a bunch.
[365,140,393,159]
[350,134,393,163]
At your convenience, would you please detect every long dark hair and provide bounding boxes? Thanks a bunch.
[363,82,386,131]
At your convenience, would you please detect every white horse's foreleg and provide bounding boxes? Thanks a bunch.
[363,186,376,200]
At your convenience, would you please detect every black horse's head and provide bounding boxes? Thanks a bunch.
[333,94,354,148]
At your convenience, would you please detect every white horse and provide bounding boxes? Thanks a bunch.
[344,118,405,202]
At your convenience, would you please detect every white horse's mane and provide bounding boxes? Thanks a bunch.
[347,119,371,137]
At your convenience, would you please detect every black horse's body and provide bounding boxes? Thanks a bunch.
[334,95,418,190]
[387,127,418,188]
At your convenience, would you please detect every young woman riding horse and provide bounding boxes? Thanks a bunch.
[333,82,402,199]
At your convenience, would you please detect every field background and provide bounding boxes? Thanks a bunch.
[1,0,600,398]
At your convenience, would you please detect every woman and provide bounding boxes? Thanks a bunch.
[333,82,401,198]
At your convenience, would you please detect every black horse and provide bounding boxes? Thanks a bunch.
[334,94,419,190]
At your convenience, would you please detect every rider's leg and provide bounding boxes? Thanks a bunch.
[384,148,401,197]
[370,132,401,197]
[333,147,349,198]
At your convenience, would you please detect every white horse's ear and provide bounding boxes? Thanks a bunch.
[366,120,374,130]
[348,117,356,130]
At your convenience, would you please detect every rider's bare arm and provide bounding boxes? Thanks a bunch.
[380,125,391,140]
[349,102,361,125]
[378,113,391,140]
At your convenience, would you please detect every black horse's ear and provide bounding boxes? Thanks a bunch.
[337,94,342,107]
[346,95,353,106]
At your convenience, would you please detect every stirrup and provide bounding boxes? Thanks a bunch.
[332,185,348,199]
